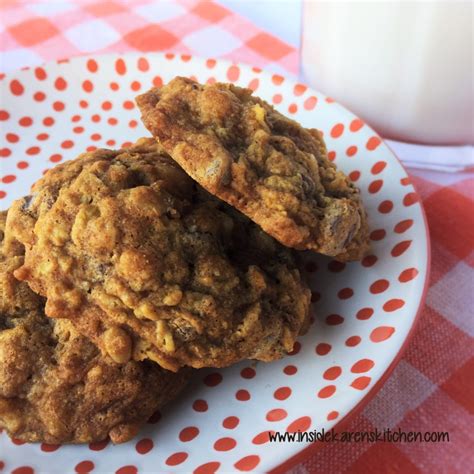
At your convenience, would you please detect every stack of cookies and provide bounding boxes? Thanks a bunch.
[0,77,369,444]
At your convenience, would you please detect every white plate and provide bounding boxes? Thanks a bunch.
[0,53,430,474]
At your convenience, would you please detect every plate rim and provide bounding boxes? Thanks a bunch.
[270,140,432,472]
[0,51,432,472]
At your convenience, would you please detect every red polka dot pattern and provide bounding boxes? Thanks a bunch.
[394,219,414,233]
[6,133,19,143]
[286,416,311,433]
[87,59,98,73]
[214,437,237,451]
[349,170,360,181]
[2,175,16,183]
[351,376,372,390]
[351,359,375,373]
[34,67,47,80]
[53,101,65,111]
[403,192,419,206]
[116,466,137,474]
[288,341,301,355]
[82,79,94,92]
[383,299,405,312]
[88,439,108,451]
[330,123,344,138]
[115,58,126,75]
[10,79,24,95]
[166,452,188,466]
[366,136,381,150]
[338,288,354,299]
[41,443,60,452]
[19,116,33,126]
[274,386,292,400]
[356,307,374,320]
[370,326,396,342]
[11,468,34,474]
[34,91,46,101]
[318,385,336,398]
[346,336,361,347]
[370,229,387,241]
[371,161,387,174]
[323,366,342,380]
[223,416,240,429]
[234,455,260,472]
[272,74,284,85]
[204,372,222,387]
[362,255,378,267]
[252,430,273,444]
[61,140,74,149]
[248,78,259,91]
[193,399,208,412]
[392,240,412,257]
[378,200,394,213]
[194,461,220,474]
[293,84,307,96]
[227,65,240,82]
[346,145,357,156]
[75,460,94,473]
[54,77,67,90]
[284,365,298,375]
[304,96,317,110]
[315,343,331,355]
[266,409,287,421]
[368,179,383,194]
[135,438,153,454]
[179,426,199,442]
[326,314,344,325]
[240,367,256,379]
[349,118,364,131]
[370,279,390,294]
[236,389,251,401]
[0,54,427,474]
[399,267,419,282]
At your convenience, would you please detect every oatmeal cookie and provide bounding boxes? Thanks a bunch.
[136,77,369,261]
[9,139,310,371]
[0,211,189,444]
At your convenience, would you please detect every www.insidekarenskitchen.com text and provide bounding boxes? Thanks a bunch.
[269,428,450,443]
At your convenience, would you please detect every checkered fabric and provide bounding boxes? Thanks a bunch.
[0,0,298,75]
[0,1,473,472]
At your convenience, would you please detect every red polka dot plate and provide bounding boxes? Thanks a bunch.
[0,53,430,474]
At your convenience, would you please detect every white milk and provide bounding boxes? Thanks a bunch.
[302,1,473,144]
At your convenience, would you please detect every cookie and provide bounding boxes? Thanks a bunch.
[9,139,310,371]
[0,211,189,444]
[136,77,369,261]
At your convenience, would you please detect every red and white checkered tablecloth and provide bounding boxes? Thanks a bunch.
[0,1,473,472]
[0,0,297,75]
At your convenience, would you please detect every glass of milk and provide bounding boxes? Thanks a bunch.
[301,1,473,144]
